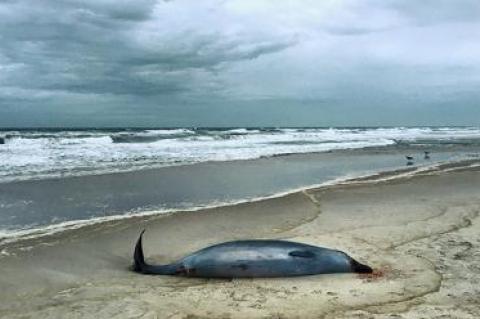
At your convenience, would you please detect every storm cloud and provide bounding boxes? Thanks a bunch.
[0,0,479,127]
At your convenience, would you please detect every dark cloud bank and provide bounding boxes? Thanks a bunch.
[0,0,479,127]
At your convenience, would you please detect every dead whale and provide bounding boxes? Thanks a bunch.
[133,230,372,278]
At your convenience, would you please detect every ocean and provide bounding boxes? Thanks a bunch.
[1,126,480,242]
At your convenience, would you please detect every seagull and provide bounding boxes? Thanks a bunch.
[405,155,414,166]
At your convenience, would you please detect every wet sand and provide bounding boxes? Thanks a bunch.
[0,162,479,318]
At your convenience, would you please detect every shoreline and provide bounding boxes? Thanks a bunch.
[2,156,479,248]
[1,159,479,318]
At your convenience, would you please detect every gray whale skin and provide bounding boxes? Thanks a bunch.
[133,230,372,278]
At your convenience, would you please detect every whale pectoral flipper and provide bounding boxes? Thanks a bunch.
[289,250,315,258]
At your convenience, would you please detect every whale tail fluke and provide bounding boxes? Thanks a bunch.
[133,229,147,272]
[133,229,178,275]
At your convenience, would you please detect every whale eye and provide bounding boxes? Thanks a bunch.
[289,250,315,258]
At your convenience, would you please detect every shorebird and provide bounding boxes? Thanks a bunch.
[405,155,414,166]
[424,151,430,160]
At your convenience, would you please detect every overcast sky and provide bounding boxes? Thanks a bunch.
[1,0,479,127]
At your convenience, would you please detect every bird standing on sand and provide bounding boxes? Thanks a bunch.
[405,155,414,166]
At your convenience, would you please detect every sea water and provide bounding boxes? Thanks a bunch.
[1,127,480,241]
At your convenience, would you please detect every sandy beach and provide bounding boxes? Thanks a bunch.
[1,161,479,318]
[2,0,480,317]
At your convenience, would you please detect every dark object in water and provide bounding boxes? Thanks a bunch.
[406,155,414,166]
[424,151,430,160]
[0,137,4,145]
[133,230,372,278]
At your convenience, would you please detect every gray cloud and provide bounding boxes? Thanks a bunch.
[0,0,479,127]
[0,0,296,99]
[373,0,480,25]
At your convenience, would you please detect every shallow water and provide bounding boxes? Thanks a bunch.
[0,147,475,237]
[1,126,480,240]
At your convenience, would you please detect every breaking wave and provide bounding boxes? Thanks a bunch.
[1,127,480,182]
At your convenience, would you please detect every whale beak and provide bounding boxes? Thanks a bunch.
[351,259,373,273]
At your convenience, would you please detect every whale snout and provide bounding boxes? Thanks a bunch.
[350,258,373,273]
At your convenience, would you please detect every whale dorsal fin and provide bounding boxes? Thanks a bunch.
[289,250,315,258]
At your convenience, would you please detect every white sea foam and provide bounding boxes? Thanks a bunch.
[1,127,480,182]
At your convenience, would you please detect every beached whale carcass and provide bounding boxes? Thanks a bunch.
[133,230,372,278]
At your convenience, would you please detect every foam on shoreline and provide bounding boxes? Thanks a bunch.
[2,157,479,248]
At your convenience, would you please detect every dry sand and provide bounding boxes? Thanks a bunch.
[0,163,479,318]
